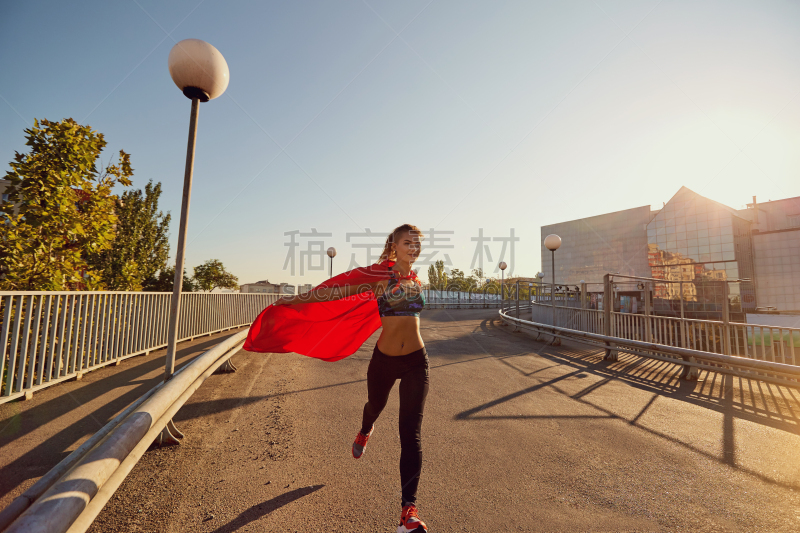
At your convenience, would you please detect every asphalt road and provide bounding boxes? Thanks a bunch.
[7,309,800,532]
[0,328,249,510]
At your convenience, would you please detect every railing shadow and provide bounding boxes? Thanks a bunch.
[0,330,244,501]
[481,316,800,433]
[453,315,800,490]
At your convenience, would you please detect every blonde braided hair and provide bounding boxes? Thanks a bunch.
[378,224,424,262]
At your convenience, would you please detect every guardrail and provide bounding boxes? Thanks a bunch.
[426,302,503,309]
[501,306,800,389]
[529,301,800,367]
[0,292,279,403]
[0,330,248,533]
[423,288,502,308]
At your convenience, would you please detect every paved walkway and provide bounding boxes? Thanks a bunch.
[5,309,800,531]
[0,328,249,508]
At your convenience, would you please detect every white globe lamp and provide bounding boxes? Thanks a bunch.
[163,39,230,383]
[544,234,562,252]
[327,247,337,277]
[543,234,562,331]
[168,39,230,101]
[498,262,508,309]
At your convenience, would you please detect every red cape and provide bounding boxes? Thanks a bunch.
[244,261,403,362]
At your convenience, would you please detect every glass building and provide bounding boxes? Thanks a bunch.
[748,196,800,311]
[541,186,763,318]
[540,205,652,286]
[646,187,756,315]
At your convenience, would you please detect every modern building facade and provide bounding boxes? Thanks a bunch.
[539,205,652,284]
[746,196,800,311]
[542,186,800,313]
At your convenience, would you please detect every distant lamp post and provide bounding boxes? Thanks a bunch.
[536,272,545,302]
[499,262,508,309]
[327,247,337,278]
[544,234,562,329]
[164,39,230,382]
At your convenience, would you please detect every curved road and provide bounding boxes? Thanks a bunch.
[41,309,800,531]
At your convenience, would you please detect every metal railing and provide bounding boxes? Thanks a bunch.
[0,292,280,403]
[501,306,800,389]
[424,288,502,308]
[0,331,247,533]
[528,301,800,367]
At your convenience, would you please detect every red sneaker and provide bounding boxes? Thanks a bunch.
[352,425,373,459]
[398,504,427,532]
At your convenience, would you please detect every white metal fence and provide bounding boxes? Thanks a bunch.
[0,292,279,403]
[0,331,249,533]
[504,305,800,388]
[530,302,800,366]
[424,289,502,308]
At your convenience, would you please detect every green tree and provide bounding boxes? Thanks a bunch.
[427,264,437,289]
[449,268,464,290]
[470,268,485,288]
[87,181,171,290]
[449,268,477,291]
[193,259,239,292]
[142,266,195,292]
[426,260,448,290]
[0,118,132,290]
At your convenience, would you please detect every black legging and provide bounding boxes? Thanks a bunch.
[361,345,429,506]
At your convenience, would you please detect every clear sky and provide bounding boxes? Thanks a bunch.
[2,1,799,287]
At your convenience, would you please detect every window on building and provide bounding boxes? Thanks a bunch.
[1,193,8,203]
[789,214,800,229]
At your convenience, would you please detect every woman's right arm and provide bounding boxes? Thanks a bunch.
[273,281,381,306]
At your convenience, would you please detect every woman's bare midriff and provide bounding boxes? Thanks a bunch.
[376,316,424,355]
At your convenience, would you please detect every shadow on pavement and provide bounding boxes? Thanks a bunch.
[449,313,800,490]
[0,331,243,500]
[174,377,367,423]
[208,485,324,533]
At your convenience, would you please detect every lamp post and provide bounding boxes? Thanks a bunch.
[544,234,561,330]
[164,39,230,381]
[327,247,336,278]
[499,262,507,310]
[536,272,544,302]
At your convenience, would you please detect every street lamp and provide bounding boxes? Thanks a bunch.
[499,261,507,310]
[327,247,336,278]
[544,234,561,329]
[164,39,230,381]
[536,272,544,302]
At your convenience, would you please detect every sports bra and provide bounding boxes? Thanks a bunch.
[377,268,426,317]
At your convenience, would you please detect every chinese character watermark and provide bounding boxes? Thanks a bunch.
[416,228,454,271]
[283,227,522,277]
[470,228,519,274]
[346,228,390,269]
[283,229,332,275]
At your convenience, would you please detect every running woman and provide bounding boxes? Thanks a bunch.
[262,224,429,532]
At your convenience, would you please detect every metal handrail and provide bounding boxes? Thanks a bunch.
[531,300,753,325]
[528,300,800,335]
[0,331,247,533]
[0,292,281,403]
[531,281,799,333]
[500,307,800,387]
[426,302,503,309]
